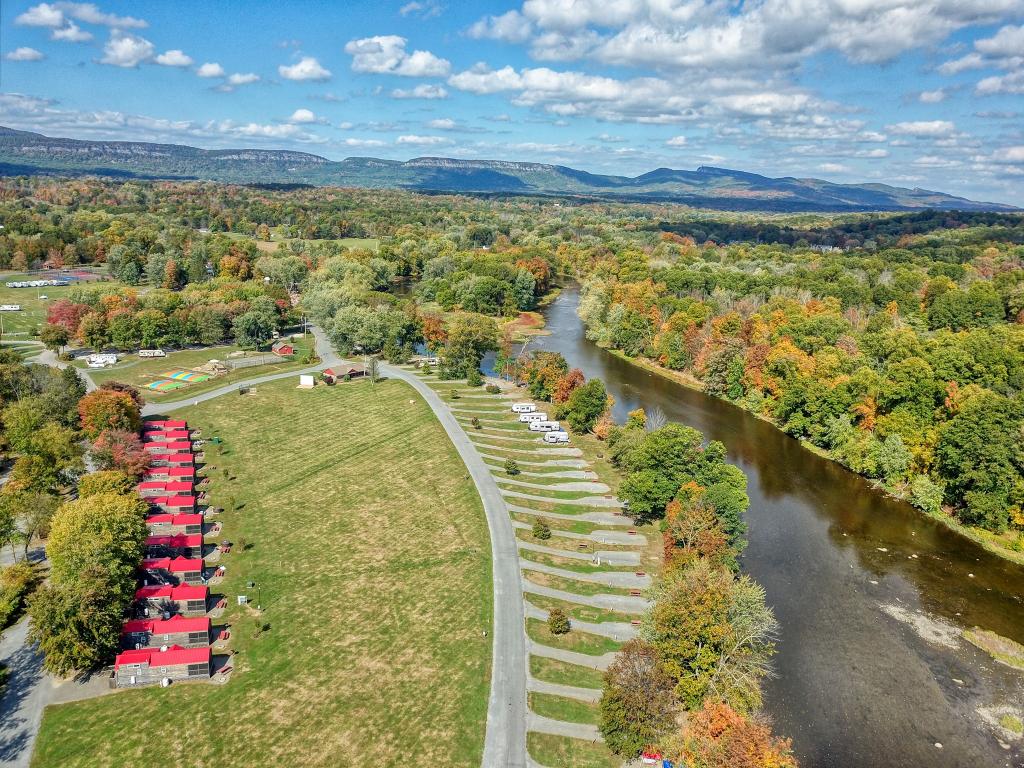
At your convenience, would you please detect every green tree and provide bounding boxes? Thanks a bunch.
[40,323,70,354]
[232,310,275,350]
[440,313,498,379]
[547,606,570,635]
[558,378,608,433]
[599,640,677,758]
[78,470,134,497]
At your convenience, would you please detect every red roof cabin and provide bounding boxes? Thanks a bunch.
[143,556,204,585]
[144,419,188,432]
[144,440,192,454]
[149,495,196,513]
[146,533,203,557]
[137,480,192,498]
[271,341,294,356]
[150,453,194,468]
[144,429,190,443]
[144,465,195,481]
[322,365,365,383]
[122,615,210,649]
[113,645,210,687]
[146,513,203,536]
[135,584,208,617]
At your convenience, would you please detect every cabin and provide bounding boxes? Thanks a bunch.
[121,615,210,649]
[144,419,188,432]
[143,429,190,443]
[137,480,193,498]
[148,495,196,514]
[146,512,203,536]
[146,533,203,557]
[144,465,196,482]
[272,341,295,357]
[322,364,366,383]
[135,584,208,617]
[143,556,205,585]
[113,645,211,688]
[144,440,192,454]
[149,453,194,468]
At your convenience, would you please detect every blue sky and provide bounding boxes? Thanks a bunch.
[1,0,1022,204]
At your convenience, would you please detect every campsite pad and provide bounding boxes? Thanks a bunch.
[161,370,212,383]
[146,379,187,392]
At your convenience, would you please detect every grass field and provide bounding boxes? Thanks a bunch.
[0,272,115,336]
[218,229,379,254]
[530,657,605,690]
[32,377,492,768]
[77,341,315,401]
[528,692,600,725]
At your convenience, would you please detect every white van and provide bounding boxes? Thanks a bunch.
[511,403,537,414]
[519,412,547,423]
[529,420,560,432]
[543,430,570,444]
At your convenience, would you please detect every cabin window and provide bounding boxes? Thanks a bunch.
[187,663,207,677]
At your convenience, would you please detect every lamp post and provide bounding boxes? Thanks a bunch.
[247,580,262,611]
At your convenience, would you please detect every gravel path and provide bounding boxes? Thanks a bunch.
[517,540,641,566]
[526,712,602,741]
[526,676,602,704]
[480,454,588,469]
[522,582,652,614]
[502,490,623,508]
[506,503,633,527]
[527,641,617,671]
[520,560,650,589]
[523,603,638,642]
[496,477,611,494]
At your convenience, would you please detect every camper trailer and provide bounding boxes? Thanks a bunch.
[86,353,118,368]
[139,349,166,358]
[511,403,537,414]
[519,412,547,423]
[543,430,570,444]
[529,420,560,432]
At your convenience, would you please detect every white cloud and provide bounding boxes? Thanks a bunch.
[974,24,1024,57]
[51,21,92,41]
[396,134,454,146]
[976,70,1024,95]
[155,49,192,68]
[16,2,146,29]
[345,36,450,77]
[289,108,317,123]
[938,53,985,75]
[467,11,533,44]
[817,162,850,174]
[399,0,443,18]
[278,56,332,81]
[99,30,154,68]
[426,118,457,129]
[5,47,45,62]
[341,137,387,148]
[196,62,225,78]
[665,135,687,146]
[227,72,260,86]
[887,120,956,137]
[918,89,947,103]
[391,83,449,99]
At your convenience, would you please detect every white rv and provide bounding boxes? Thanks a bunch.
[519,412,547,423]
[86,353,118,368]
[529,420,560,432]
[511,403,537,414]
[138,349,166,358]
[543,430,570,444]
[0,305,21,311]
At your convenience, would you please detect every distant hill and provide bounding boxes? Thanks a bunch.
[0,126,1016,212]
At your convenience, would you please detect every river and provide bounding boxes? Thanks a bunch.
[499,285,1024,768]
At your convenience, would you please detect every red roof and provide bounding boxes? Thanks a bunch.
[145,441,192,452]
[135,584,207,601]
[149,495,196,509]
[144,430,189,442]
[146,512,203,526]
[137,481,167,492]
[145,466,195,479]
[144,419,187,431]
[166,453,194,464]
[114,645,210,669]
[122,615,209,636]
[146,534,202,548]
[143,556,203,573]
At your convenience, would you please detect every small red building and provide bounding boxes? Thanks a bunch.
[144,466,196,482]
[144,429,190,443]
[143,556,204,585]
[113,645,211,687]
[144,440,192,454]
[149,495,196,513]
[146,534,203,557]
[144,419,188,432]
[272,341,294,356]
[149,453,194,468]
[146,513,203,536]
[135,584,208,616]
[122,615,210,649]
[137,480,193,498]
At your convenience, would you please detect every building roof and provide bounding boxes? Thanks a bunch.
[144,430,189,442]
[144,466,195,479]
[114,645,210,669]
[135,584,207,601]
[142,556,203,572]
[122,615,210,636]
[145,441,191,452]
[146,534,203,548]
[144,419,188,431]
[149,495,196,508]
[146,512,203,526]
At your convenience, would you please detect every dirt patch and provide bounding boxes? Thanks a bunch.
[880,603,961,649]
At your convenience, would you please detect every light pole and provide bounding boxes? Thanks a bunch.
[247,580,262,610]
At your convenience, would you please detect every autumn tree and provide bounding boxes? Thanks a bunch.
[552,368,585,404]
[91,429,150,478]
[78,389,141,439]
[40,323,70,354]
[599,639,678,758]
[78,470,135,497]
[670,699,797,768]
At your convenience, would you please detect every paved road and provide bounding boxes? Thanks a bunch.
[382,363,528,768]
[141,328,340,416]
[0,620,47,768]
[26,348,97,391]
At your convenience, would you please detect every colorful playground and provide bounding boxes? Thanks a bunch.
[146,370,213,392]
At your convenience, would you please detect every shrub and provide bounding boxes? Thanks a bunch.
[471,417,482,430]
[1000,714,1023,735]
[0,562,39,629]
[548,606,570,635]
[449,389,460,400]
[466,368,484,387]
[504,458,520,475]
[422,362,433,375]
[532,519,552,540]
[485,384,500,394]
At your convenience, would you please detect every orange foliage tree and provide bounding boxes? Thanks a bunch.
[673,699,797,768]
[78,390,141,439]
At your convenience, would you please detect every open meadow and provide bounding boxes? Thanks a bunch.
[31,376,492,768]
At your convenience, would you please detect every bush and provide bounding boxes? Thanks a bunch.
[485,384,500,394]
[504,458,520,475]
[0,562,39,629]
[449,389,460,400]
[422,363,432,375]
[466,368,484,387]
[548,606,571,635]
[532,519,551,540]
[471,417,482,430]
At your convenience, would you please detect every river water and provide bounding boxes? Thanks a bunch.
[501,285,1024,768]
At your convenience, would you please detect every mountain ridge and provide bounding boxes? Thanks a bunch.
[0,126,1016,212]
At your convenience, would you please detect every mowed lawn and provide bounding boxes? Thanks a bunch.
[32,377,493,768]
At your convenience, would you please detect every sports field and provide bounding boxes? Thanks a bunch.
[32,377,493,767]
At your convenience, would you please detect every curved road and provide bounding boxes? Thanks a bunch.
[382,362,528,768]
